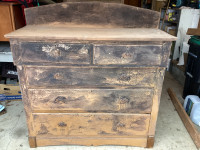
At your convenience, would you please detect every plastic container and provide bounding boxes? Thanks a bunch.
[183,36,200,98]
[184,95,200,126]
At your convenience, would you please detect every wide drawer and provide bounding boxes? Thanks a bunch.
[28,88,153,113]
[25,67,158,87]
[94,44,162,66]
[33,113,150,137]
[19,42,91,64]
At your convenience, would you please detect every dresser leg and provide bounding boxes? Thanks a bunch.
[29,136,37,148]
[146,136,154,148]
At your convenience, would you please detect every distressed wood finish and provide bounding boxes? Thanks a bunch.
[24,2,160,28]
[20,42,92,64]
[28,88,153,113]
[36,137,147,147]
[33,113,150,137]
[6,2,176,148]
[28,137,37,148]
[26,67,158,87]
[146,136,155,148]
[5,26,177,41]
[94,44,163,66]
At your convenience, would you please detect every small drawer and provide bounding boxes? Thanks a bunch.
[28,88,153,113]
[19,42,91,64]
[25,67,157,87]
[94,44,162,66]
[33,113,150,137]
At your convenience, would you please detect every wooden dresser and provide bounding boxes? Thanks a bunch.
[5,2,176,148]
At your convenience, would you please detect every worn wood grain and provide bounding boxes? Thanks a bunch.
[148,68,165,136]
[94,44,163,66]
[146,136,154,148]
[24,2,160,28]
[25,67,158,87]
[64,0,124,3]
[5,2,175,148]
[36,136,147,147]
[161,42,172,67]
[33,113,150,137]
[17,66,35,137]
[5,25,177,41]
[10,40,21,65]
[29,136,37,148]
[20,42,92,64]
[10,41,173,67]
[28,88,153,113]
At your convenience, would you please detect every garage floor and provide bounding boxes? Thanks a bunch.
[0,72,198,150]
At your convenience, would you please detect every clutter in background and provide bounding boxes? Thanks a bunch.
[184,95,200,126]
[183,36,200,98]
[0,84,22,101]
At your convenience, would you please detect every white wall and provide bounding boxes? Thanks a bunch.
[173,9,200,60]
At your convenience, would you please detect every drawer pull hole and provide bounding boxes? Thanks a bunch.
[121,52,132,58]
[54,96,67,103]
[118,96,130,104]
[58,122,67,127]
[118,74,131,81]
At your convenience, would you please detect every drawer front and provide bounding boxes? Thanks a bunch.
[20,42,91,64]
[26,67,157,87]
[94,45,162,66]
[29,88,153,113]
[33,113,150,137]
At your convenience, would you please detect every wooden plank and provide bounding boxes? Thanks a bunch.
[5,25,177,41]
[28,88,154,113]
[148,68,165,136]
[25,67,158,87]
[20,42,92,64]
[167,88,200,148]
[33,113,150,137]
[146,136,154,148]
[16,66,36,138]
[64,0,124,3]
[0,4,13,41]
[187,28,200,36]
[24,2,160,28]
[94,44,163,66]
[28,136,36,148]
[36,136,147,147]
[161,42,172,67]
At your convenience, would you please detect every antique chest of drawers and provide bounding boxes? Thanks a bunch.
[5,2,176,148]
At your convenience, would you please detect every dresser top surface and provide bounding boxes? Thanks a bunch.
[5,24,176,41]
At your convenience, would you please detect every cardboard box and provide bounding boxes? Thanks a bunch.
[155,1,166,12]
[0,84,22,101]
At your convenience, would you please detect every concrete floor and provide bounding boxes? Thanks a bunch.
[0,72,198,150]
